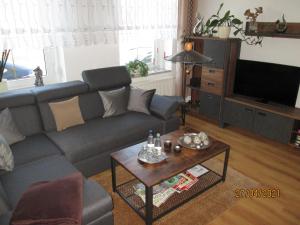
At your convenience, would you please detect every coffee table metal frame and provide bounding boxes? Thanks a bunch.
[111,145,230,225]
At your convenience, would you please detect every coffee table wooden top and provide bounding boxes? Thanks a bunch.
[111,129,230,187]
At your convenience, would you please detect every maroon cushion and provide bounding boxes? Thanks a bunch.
[10,172,83,225]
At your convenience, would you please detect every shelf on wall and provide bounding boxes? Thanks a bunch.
[245,22,300,39]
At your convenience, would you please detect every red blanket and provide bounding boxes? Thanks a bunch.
[10,172,83,225]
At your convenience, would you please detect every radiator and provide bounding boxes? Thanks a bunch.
[131,72,176,96]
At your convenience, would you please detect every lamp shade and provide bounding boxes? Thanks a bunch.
[165,50,213,65]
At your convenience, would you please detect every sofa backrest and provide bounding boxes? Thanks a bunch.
[0,89,43,137]
[32,81,104,132]
[82,66,131,91]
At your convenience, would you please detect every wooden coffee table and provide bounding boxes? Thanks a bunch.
[110,129,230,225]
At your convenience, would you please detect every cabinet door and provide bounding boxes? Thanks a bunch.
[199,92,221,120]
[253,110,294,143]
[223,101,255,130]
[203,39,226,69]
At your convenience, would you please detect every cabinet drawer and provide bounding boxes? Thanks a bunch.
[199,92,221,120]
[201,67,224,95]
[201,79,223,95]
[223,101,255,131]
[202,67,224,84]
[253,110,294,143]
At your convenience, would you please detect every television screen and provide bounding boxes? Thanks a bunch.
[234,59,300,107]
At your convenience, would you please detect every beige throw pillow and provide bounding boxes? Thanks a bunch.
[49,96,84,132]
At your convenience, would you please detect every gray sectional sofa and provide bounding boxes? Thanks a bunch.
[0,66,180,225]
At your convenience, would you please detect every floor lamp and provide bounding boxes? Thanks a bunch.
[165,42,213,98]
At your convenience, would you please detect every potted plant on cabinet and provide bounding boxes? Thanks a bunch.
[198,3,243,38]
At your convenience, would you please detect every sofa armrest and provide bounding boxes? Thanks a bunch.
[150,95,180,120]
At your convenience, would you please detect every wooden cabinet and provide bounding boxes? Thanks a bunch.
[223,99,295,143]
[185,37,241,123]
[199,92,221,120]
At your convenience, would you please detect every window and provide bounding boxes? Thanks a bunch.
[3,48,46,81]
[117,0,178,75]
[119,34,174,73]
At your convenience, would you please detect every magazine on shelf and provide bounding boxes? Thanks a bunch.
[133,164,209,207]
[187,164,209,178]
[133,183,176,207]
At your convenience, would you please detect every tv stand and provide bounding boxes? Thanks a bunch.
[222,95,300,144]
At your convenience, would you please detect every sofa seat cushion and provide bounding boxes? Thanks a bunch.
[0,155,78,207]
[0,212,11,225]
[83,180,113,225]
[10,134,62,167]
[47,112,163,163]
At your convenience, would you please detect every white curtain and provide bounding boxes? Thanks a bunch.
[116,0,178,41]
[0,0,179,49]
[0,0,118,49]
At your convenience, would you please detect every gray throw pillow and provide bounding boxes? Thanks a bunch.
[99,87,129,118]
[0,135,14,171]
[0,108,25,145]
[127,88,156,115]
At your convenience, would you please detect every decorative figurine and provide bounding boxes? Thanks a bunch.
[275,14,288,33]
[33,66,44,87]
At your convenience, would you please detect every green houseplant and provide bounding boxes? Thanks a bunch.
[126,60,149,78]
[205,3,242,38]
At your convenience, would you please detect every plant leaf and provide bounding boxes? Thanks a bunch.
[232,18,243,25]
[233,29,240,36]
[224,10,230,20]
[206,19,211,26]
[217,3,224,15]
[210,19,219,27]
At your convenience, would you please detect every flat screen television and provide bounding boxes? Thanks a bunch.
[234,59,300,107]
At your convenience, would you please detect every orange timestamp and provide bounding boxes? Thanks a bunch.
[234,188,280,198]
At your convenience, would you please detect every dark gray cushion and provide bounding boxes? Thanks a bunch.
[99,87,129,118]
[10,134,62,167]
[83,180,113,225]
[150,95,180,120]
[32,81,88,102]
[10,105,43,136]
[128,88,156,115]
[0,89,34,110]
[0,108,25,145]
[0,155,78,207]
[47,112,163,163]
[82,66,131,91]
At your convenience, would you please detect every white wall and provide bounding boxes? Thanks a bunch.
[197,0,300,108]
[63,44,120,81]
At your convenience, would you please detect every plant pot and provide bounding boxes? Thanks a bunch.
[0,79,8,92]
[218,26,231,39]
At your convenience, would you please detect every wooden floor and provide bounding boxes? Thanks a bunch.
[185,115,300,225]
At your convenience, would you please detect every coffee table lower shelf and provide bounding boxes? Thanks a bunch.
[115,170,222,221]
